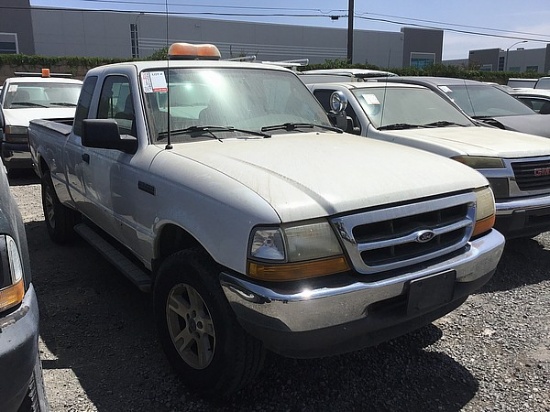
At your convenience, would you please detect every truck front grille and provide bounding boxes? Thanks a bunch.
[331,193,476,275]
[512,159,550,191]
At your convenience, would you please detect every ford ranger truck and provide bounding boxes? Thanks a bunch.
[305,80,550,239]
[28,43,505,397]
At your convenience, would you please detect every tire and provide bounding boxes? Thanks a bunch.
[154,249,265,397]
[18,351,49,412]
[41,171,80,244]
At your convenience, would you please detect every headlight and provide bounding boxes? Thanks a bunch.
[248,220,349,281]
[452,156,504,169]
[4,125,28,135]
[0,235,25,312]
[472,187,496,237]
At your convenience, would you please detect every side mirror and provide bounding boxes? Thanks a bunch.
[327,91,350,131]
[82,119,137,154]
[329,91,348,114]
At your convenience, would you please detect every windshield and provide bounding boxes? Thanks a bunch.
[141,67,332,142]
[2,82,81,109]
[437,83,535,117]
[352,86,474,129]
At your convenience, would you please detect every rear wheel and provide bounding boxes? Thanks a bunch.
[41,171,80,243]
[154,249,265,397]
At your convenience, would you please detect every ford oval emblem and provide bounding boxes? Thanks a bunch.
[415,230,436,243]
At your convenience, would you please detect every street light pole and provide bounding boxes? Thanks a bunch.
[347,0,354,63]
[505,40,527,72]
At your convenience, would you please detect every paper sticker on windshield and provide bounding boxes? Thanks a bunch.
[361,93,380,105]
[141,71,168,93]
[440,86,452,93]
[8,84,18,93]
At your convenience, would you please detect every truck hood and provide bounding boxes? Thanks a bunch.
[381,126,550,158]
[2,107,76,127]
[166,132,488,222]
[480,114,550,138]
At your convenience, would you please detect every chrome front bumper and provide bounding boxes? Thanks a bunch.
[496,193,550,215]
[220,229,504,357]
[496,195,550,238]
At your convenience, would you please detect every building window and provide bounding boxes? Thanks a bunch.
[480,64,493,71]
[498,56,505,71]
[0,33,18,54]
[526,66,539,73]
[130,24,139,58]
[410,52,435,69]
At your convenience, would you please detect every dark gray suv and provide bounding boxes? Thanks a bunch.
[0,167,48,411]
[379,76,550,138]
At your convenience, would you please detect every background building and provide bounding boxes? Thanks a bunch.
[4,0,442,68]
[5,0,549,72]
[467,45,550,73]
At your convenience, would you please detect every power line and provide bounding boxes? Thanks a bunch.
[12,2,550,44]
[75,0,346,14]
[359,12,550,42]
[356,15,550,44]
[32,0,550,41]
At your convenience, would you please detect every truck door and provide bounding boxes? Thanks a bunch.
[65,75,97,209]
[76,75,139,242]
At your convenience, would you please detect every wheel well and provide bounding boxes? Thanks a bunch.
[153,224,205,273]
[39,156,49,176]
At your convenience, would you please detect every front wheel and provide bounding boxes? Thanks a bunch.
[18,350,49,412]
[154,250,265,397]
[41,171,80,244]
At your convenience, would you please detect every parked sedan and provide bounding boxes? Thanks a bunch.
[378,76,550,138]
[0,165,48,411]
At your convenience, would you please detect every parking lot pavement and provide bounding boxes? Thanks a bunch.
[9,174,550,412]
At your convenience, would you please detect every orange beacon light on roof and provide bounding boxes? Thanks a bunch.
[168,43,221,60]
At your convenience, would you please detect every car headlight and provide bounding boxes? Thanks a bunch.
[248,220,349,281]
[0,235,25,312]
[3,125,28,135]
[473,187,496,237]
[452,156,504,169]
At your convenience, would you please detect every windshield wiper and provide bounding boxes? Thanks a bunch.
[377,123,423,131]
[9,102,48,108]
[50,102,77,107]
[422,121,465,128]
[260,122,343,133]
[157,125,271,142]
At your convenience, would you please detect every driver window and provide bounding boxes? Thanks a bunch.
[98,75,136,136]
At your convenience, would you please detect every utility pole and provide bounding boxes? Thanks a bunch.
[347,0,354,63]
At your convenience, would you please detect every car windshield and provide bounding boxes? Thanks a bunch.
[141,67,332,143]
[2,82,81,109]
[352,86,473,129]
[436,83,535,118]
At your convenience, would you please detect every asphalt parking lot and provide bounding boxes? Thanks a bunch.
[9,171,550,412]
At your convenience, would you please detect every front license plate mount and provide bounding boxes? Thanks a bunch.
[407,270,456,316]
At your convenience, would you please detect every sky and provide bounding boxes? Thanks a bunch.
[29,0,550,61]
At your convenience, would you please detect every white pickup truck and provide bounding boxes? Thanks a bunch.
[304,80,550,239]
[28,43,504,396]
[0,71,82,171]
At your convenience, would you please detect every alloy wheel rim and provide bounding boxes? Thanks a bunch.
[166,283,216,369]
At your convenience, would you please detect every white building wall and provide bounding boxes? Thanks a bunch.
[30,9,403,66]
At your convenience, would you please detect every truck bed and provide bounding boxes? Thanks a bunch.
[30,118,73,137]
